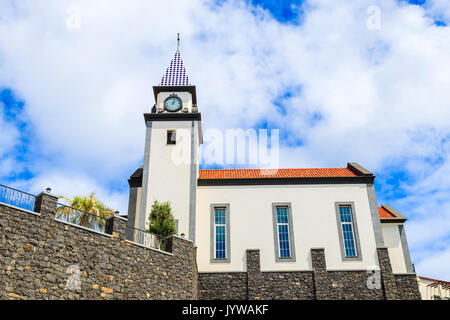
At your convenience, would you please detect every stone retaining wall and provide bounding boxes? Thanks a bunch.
[395,274,422,300]
[0,191,420,300]
[198,248,420,300]
[198,272,247,300]
[0,192,197,300]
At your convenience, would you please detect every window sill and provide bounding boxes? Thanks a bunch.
[341,256,363,261]
[275,257,296,262]
[211,258,231,263]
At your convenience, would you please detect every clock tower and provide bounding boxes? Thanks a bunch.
[131,45,202,242]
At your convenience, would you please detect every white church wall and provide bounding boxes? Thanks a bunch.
[381,223,407,274]
[418,278,433,300]
[143,120,193,237]
[196,183,380,272]
[418,278,450,300]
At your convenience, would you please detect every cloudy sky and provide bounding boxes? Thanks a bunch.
[1,0,449,280]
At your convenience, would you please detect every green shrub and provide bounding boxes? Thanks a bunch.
[146,200,177,239]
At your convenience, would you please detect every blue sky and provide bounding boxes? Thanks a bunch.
[247,0,305,23]
[1,0,450,280]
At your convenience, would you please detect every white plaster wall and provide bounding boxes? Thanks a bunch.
[418,278,450,300]
[196,184,380,272]
[132,186,142,229]
[381,224,407,274]
[418,278,433,300]
[156,91,193,112]
[144,120,193,238]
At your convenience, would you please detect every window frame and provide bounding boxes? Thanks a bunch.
[272,202,296,262]
[335,202,362,261]
[167,130,176,145]
[210,204,230,263]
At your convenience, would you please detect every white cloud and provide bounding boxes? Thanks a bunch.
[0,101,20,177]
[0,0,450,279]
[415,247,450,281]
[426,0,450,22]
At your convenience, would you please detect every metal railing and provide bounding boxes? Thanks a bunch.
[126,226,164,251]
[0,184,36,211]
[55,203,109,233]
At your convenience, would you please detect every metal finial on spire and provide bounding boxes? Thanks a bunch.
[177,33,180,52]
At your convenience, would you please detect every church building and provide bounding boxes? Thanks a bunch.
[125,46,420,299]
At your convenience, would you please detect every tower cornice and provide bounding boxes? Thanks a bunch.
[153,85,197,105]
[143,112,201,122]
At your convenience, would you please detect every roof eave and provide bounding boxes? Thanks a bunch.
[153,85,197,105]
[380,217,407,224]
[197,175,375,186]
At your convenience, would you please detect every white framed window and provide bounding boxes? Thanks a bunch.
[210,204,230,263]
[335,203,361,259]
[214,207,227,259]
[272,203,296,261]
[276,207,291,258]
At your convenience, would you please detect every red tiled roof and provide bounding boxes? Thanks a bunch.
[198,168,358,179]
[378,206,396,219]
[419,276,450,286]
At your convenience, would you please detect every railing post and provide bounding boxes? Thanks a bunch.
[34,190,58,219]
[105,217,114,234]
[105,215,127,240]
[163,236,173,253]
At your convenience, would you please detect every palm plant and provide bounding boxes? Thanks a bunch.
[56,193,115,230]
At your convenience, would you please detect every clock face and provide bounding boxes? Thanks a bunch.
[164,96,182,112]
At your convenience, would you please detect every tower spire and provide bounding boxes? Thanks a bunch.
[159,34,190,86]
